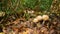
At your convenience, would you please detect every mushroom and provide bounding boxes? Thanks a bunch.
[33,18,38,23]
[42,15,49,21]
[36,15,42,21]
[33,15,42,23]
[42,15,49,25]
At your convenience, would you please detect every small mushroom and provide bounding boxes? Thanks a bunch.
[42,15,49,21]
[33,18,38,23]
[33,15,42,23]
[36,15,42,21]
[42,15,49,25]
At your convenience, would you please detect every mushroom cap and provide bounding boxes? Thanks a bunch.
[36,15,42,21]
[42,15,49,21]
[33,18,38,23]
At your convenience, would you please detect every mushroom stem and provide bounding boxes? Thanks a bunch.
[42,21,45,25]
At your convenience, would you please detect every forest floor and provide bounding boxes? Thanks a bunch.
[0,0,60,34]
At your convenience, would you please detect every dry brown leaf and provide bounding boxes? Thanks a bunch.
[12,19,20,24]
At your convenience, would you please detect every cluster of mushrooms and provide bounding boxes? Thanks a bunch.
[33,15,49,25]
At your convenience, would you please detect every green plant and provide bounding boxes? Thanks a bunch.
[24,12,30,20]
[39,0,53,11]
[20,0,38,10]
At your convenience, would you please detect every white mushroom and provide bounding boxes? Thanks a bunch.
[33,18,38,23]
[42,15,49,25]
[33,15,42,23]
[42,15,49,21]
[36,15,42,21]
